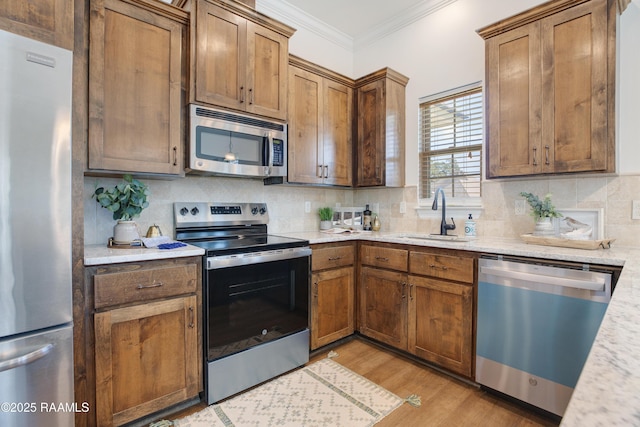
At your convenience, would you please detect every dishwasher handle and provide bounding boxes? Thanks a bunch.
[479,266,605,292]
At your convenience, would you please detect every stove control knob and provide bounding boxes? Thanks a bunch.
[179,207,189,216]
[251,207,259,215]
[259,207,267,215]
[191,207,199,216]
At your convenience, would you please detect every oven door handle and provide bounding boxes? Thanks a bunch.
[207,247,312,270]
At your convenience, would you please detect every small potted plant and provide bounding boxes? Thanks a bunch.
[520,192,562,236]
[92,174,150,244]
[318,207,333,230]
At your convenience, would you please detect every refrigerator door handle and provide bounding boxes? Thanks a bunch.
[0,343,54,373]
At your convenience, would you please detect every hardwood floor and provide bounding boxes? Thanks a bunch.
[311,338,559,427]
[162,337,560,427]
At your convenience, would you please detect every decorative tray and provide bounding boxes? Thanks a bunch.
[521,234,615,250]
[107,237,143,249]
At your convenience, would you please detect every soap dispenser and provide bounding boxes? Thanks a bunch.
[465,214,476,238]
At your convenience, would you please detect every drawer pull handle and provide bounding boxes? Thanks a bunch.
[328,256,342,261]
[429,264,448,270]
[375,256,389,262]
[188,306,195,328]
[137,282,163,289]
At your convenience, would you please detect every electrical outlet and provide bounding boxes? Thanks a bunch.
[304,201,311,213]
[633,200,640,220]
[399,201,407,214]
[515,200,526,216]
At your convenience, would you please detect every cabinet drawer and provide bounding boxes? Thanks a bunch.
[94,264,198,309]
[312,245,355,271]
[409,252,474,284]
[360,245,408,272]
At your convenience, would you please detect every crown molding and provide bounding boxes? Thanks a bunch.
[355,0,458,49]
[257,0,354,50]
[257,0,457,52]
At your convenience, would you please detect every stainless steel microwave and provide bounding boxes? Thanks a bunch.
[188,104,287,178]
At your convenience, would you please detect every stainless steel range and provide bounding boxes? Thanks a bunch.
[174,202,311,404]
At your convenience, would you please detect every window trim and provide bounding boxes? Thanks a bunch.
[418,81,484,210]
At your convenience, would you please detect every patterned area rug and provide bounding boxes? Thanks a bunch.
[165,356,417,427]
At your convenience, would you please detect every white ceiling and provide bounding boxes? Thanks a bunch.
[282,0,427,38]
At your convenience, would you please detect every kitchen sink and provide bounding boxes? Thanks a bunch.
[395,233,469,243]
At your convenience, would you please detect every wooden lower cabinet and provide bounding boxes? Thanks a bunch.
[81,257,202,427]
[311,267,354,349]
[358,243,476,378]
[359,266,408,350]
[95,296,199,426]
[310,243,355,349]
[408,275,473,377]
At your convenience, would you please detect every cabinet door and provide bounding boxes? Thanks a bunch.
[541,0,609,173]
[486,22,542,178]
[356,80,385,186]
[89,0,184,175]
[323,80,353,186]
[246,21,288,120]
[0,0,73,50]
[94,296,199,426]
[408,275,473,377]
[311,267,355,350]
[288,66,323,184]
[359,267,407,350]
[194,0,247,110]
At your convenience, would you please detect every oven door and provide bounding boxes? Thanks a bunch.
[204,248,311,362]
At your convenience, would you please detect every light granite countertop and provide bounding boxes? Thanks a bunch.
[279,231,640,426]
[84,243,204,266]
[84,232,640,425]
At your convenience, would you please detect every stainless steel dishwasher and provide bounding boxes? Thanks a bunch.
[476,255,614,417]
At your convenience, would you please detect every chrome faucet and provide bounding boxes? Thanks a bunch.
[432,187,456,235]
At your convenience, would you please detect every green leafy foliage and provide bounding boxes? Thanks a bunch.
[519,192,562,220]
[318,207,333,221]
[92,175,150,221]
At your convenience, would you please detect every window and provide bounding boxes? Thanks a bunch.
[419,84,483,203]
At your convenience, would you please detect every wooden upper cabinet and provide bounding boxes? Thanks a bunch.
[0,0,73,50]
[191,0,294,120]
[354,68,409,187]
[288,56,353,186]
[479,0,617,178]
[88,0,187,175]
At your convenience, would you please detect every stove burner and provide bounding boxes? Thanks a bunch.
[174,202,308,255]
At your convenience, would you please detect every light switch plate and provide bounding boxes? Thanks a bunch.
[515,200,526,216]
[304,201,311,213]
[632,200,640,220]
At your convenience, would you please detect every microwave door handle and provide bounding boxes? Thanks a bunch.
[263,135,271,167]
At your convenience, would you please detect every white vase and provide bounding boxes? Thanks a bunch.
[533,217,555,236]
[319,220,332,230]
[113,220,140,244]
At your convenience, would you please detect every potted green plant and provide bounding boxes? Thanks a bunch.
[92,174,150,244]
[520,192,562,236]
[318,207,333,230]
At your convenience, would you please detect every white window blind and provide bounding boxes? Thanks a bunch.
[419,85,483,201]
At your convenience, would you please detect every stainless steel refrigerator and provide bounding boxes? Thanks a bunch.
[0,30,74,426]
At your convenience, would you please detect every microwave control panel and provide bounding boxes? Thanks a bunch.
[273,139,284,166]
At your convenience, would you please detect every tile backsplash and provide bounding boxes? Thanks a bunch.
[84,174,640,247]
